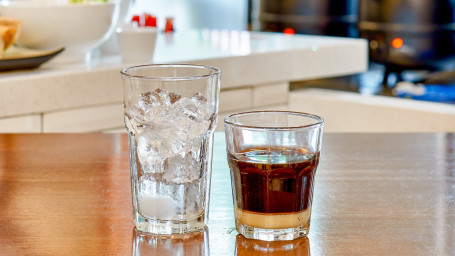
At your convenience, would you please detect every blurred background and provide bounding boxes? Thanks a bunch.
[132,0,455,102]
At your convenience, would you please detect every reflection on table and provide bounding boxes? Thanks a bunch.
[132,228,310,256]
[235,235,310,256]
[133,228,209,256]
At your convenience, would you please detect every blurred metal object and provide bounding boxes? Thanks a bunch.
[358,0,455,73]
[252,0,358,37]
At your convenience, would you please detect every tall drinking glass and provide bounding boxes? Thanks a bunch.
[224,111,323,241]
[121,64,221,235]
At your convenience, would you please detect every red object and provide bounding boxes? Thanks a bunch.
[144,13,157,27]
[164,17,174,32]
[131,15,140,26]
[131,13,157,27]
[283,28,295,35]
[392,37,404,48]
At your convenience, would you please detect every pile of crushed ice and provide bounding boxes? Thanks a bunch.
[125,88,215,181]
[125,89,216,217]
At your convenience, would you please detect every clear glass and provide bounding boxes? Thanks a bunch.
[224,111,324,241]
[122,64,221,235]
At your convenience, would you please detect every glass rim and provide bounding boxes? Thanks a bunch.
[120,64,221,81]
[224,110,324,130]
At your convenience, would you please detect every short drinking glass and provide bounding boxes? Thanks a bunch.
[224,111,323,241]
[121,64,221,235]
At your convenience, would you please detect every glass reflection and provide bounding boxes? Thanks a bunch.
[235,235,310,256]
[132,227,209,256]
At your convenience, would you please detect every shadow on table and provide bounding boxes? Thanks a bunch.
[132,227,209,255]
[235,235,310,256]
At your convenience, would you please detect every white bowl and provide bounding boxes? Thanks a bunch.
[0,0,120,62]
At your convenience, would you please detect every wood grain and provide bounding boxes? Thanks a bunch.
[0,133,454,255]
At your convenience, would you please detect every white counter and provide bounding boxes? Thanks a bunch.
[290,88,455,132]
[0,30,368,132]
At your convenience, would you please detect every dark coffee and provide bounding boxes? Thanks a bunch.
[228,148,319,216]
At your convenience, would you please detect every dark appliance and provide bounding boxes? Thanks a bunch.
[358,0,455,84]
[252,0,359,37]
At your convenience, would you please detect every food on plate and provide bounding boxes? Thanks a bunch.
[0,17,22,57]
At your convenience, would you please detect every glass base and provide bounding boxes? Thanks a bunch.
[235,219,309,241]
[135,214,206,235]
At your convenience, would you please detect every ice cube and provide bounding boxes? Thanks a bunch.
[167,97,201,121]
[137,89,177,122]
[165,99,212,138]
[137,91,158,110]
[137,134,163,173]
[139,89,172,109]
[139,195,177,219]
[125,107,148,134]
[163,153,201,184]
[139,173,163,198]
[191,93,207,105]
[191,93,213,121]
[169,92,181,104]
[188,135,203,161]
[162,154,184,183]
[185,180,204,215]
[158,179,204,216]
[137,116,187,161]
[139,172,162,185]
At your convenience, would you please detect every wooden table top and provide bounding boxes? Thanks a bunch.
[0,132,454,255]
